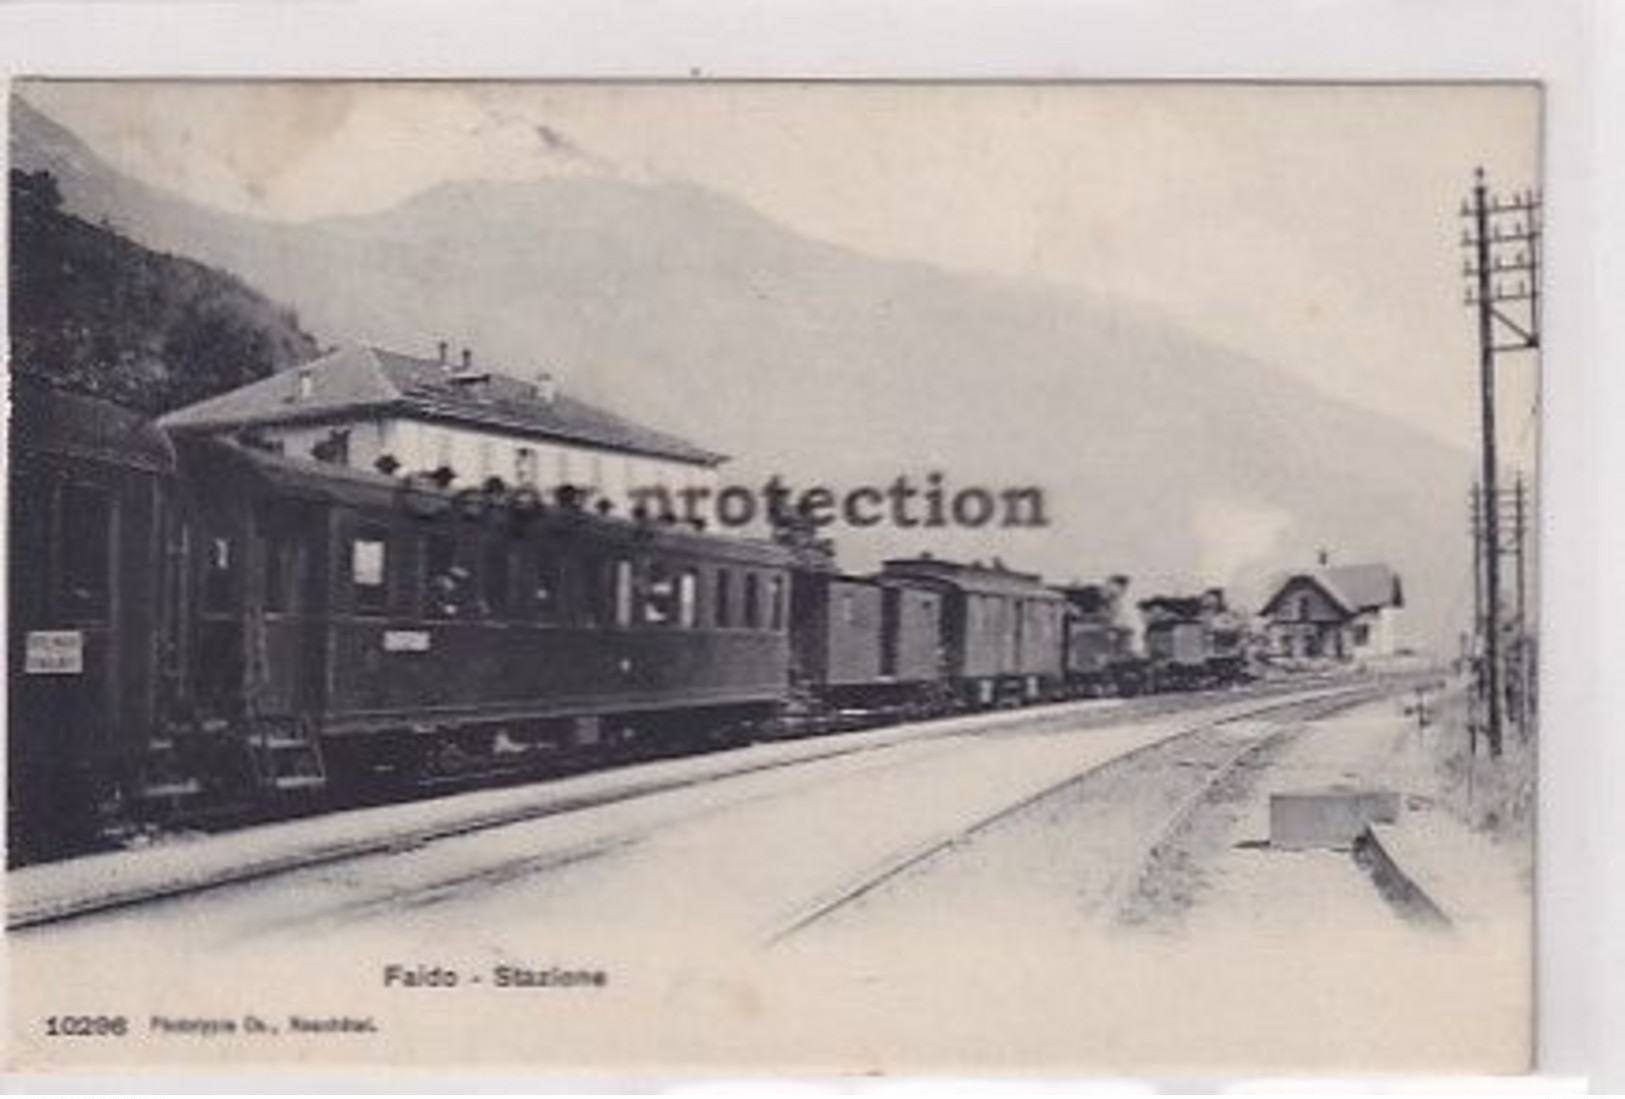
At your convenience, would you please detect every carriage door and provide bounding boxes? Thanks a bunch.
[1012,598,1026,673]
[254,504,318,720]
[194,510,247,724]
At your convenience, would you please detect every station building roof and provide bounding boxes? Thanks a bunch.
[158,343,725,467]
[1261,563,1404,618]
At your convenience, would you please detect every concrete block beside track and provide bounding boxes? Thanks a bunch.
[1269,786,1401,850]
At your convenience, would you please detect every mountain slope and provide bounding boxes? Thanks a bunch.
[7,167,319,413]
[9,95,1474,647]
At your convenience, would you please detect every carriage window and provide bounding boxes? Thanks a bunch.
[58,483,112,621]
[611,559,634,628]
[743,572,761,630]
[677,570,700,628]
[642,560,678,626]
[768,576,785,631]
[530,549,560,622]
[715,569,733,628]
[424,534,473,619]
[569,554,598,627]
[482,540,511,617]
[352,530,389,614]
[203,531,236,614]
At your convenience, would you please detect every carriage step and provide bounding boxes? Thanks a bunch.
[252,736,312,751]
[140,779,203,800]
[248,723,329,795]
[268,774,327,791]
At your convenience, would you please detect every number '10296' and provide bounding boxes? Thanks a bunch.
[45,1015,128,1037]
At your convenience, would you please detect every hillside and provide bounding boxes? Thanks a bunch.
[9,95,1475,646]
[7,168,318,414]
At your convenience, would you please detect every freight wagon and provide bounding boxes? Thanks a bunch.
[880,556,1067,707]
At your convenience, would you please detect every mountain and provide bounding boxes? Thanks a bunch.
[9,95,1475,648]
[7,167,319,413]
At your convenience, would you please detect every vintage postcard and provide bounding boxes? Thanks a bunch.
[5,80,1540,1076]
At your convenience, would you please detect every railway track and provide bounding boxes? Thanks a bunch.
[762,681,1404,945]
[9,676,1419,935]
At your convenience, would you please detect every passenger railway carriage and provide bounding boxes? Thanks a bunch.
[165,437,796,798]
[9,382,178,862]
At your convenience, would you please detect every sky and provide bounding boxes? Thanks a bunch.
[23,80,1542,460]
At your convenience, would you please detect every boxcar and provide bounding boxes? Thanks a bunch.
[166,439,796,794]
[880,556,1065,707]
[8,382,177,862]
[787,569,945,725]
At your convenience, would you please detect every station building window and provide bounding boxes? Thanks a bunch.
[516,447,538,487]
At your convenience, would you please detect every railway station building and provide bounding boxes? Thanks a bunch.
[159,342,725,515]
[1258,562,1406,663]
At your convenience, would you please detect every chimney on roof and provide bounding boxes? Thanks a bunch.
[437,340,449,368]
[294,367,314,402]
[1317,547,1331,567]
[460,347,473,372]
[535,371,557,404]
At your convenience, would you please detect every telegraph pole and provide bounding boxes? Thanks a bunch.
[1470,168,1504,758]
[1513,474,1531,739]
[1468,483,1483,756]
[1461,167,1541,759]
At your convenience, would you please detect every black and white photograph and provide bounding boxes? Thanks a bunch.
[5,78,1543,1075]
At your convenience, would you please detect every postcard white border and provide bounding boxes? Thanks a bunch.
[0,0,1616,1090]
